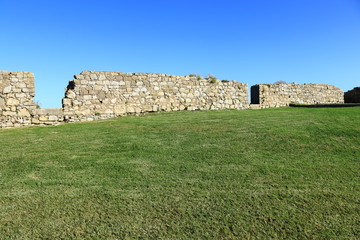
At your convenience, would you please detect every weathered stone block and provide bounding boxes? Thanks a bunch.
[6,98,19,105]
[3,86,12,94]
[48,115,58,121]
[19,109,31,117]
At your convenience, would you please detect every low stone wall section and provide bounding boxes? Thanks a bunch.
[344,87,360,103]
[32,108,64,125]
[62,71,249,122]
[251,83,344,108]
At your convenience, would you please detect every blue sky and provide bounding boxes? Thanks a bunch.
[1,0,359,108]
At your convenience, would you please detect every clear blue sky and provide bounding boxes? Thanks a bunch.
[1,0,359,108]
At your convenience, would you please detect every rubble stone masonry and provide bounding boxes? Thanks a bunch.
[62,71,249,122]
[0,70,349,129]
[0,71,63,128]
[0,71,37,128]
[251,83,344,108]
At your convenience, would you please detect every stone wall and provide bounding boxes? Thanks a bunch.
[344,87,360,103]
[1,70,350,129]
[0,71,63,128]
[32,108,64,125]
[0,71,38,128]
[250,83,344,108]
[62,71,249,122]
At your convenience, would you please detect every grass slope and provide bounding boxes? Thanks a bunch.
[0,108,359,239]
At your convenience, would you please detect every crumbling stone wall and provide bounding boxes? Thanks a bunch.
[62,71,249,122]
[0,71,63,128]
[344,87,360,103]
[0,70,350,129]
[32,108,64,125]
[0,71,38,128]
[251,83,344,108]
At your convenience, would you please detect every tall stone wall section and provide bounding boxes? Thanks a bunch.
[344,87,360,103]
[62,71,249,122]
[251,83,344,108]
[0,71,63,128]
[0,71,38,128]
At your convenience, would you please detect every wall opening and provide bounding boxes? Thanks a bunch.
[250,85,259,104]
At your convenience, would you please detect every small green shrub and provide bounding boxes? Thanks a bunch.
[205,74,217,83]
[210,78,217,83]
[188,73,203,80]
[221,80,230,83]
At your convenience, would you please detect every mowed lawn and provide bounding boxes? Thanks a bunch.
[0,108,359,239]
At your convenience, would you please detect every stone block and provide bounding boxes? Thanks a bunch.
[19,109,31,117]
[6,98,19,105]
[90,74,97,80]
[39,116,48,121]
[3,86,12,94]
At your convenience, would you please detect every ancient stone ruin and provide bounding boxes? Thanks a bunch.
[62,71,249,122]
[344,87,360,103]
[251,83,344,108]
[0,70,351,128]
[0,71,63,128]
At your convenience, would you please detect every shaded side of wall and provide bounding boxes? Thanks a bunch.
[250,83,344,108]
[344,87,360,103]
[62,71,249,122]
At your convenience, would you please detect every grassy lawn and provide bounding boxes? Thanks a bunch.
[0,108,359,239]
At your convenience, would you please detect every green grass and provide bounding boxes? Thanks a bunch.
[0,108,359,239]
